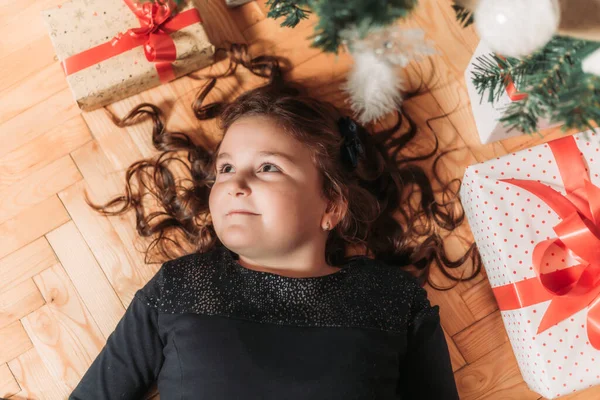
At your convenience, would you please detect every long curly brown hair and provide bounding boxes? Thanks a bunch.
[86,43,481,290]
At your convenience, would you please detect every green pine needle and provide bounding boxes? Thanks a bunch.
[452,4,473,28]
[265,0,418,54]
[265,0,311,28]
[470,36,600,134]
[455,5,600,134]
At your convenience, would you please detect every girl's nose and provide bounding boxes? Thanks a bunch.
[228,178,251,197]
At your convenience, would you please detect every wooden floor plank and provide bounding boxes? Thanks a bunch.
[0,279,45,330]
[0,115,91,192]
[0,35,57,94]
[7,347,70,400]
[243,14,322,70]
[58,180,152,304]
[0,0,62,47]
[453,310,509,364]
[70,141,162,272]
[0,362,21,398]
[227,0,265,33]
[478,378,541,400]
[45,221,126,338]
[192,0,246,46]
[0,238,57,294]
[0,321,32,365]
[454,341,534,400]
[553,385,600,400]
[24,263,107,394]
[0,88,80,159]
[0,196,70,260]
[444,325,467,372]
[0,155,82,225]
[460,278,499,321]
[0,62,68,123]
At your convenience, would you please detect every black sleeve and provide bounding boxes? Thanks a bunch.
[397,281,460,400]
[69,264,168,400]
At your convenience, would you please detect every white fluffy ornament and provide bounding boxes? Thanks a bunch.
[340,26,436,124]
[475,0,560,58]
[342,50,404,124]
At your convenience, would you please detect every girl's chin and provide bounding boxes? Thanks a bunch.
[220,231,255,247]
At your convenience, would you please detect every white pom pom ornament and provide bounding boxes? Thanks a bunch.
[475,0,560,58]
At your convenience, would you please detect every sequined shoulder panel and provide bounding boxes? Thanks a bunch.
[139,246,436,334]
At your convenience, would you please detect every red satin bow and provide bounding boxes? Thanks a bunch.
[61,0,203,83]
[111,0,178,64]
[492,135,600,349]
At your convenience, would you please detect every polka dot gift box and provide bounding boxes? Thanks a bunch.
[464,40,561,144]
[41,0,215,111]
[460,129,600,399]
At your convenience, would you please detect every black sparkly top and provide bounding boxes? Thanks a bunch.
[69,245,459,400]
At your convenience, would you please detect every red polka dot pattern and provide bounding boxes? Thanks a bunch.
[459,130,600,399]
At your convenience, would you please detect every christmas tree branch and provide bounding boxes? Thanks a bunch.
[471,36,600,134]
[470,53,527,103]
[452,4,473,28]
[265,0,418,53]
[554,66,600,131]
[265,0,311,28]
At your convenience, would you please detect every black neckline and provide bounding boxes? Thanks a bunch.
[221,246,363,281]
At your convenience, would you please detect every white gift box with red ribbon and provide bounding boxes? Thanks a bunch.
[465,41,561,144]
[459,129,600,399]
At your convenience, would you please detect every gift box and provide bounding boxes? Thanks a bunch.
[42,0,215,111]
[465,41,561,144]
[459,129,600,399]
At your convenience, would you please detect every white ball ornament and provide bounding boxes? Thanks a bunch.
[474,0,560,58]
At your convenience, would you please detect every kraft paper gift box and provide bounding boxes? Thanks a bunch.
[42,0,215,111]
[459,129,600,399]
[465,41,561,144]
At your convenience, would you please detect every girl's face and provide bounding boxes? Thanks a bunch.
[208,115,332,262]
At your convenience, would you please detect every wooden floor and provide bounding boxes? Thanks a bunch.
[1,0,599,399]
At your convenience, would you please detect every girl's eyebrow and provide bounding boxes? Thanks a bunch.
[216,151,295,164]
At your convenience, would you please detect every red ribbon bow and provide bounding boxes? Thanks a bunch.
[61,0,203,83]
[492,135,600,349]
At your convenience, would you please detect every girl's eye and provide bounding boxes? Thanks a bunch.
[217,163,281,174]
[217,164,232,174]
[260,163,281,173]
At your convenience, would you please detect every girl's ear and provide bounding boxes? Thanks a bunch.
[322,197,348,230]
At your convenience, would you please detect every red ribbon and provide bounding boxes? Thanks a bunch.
[505,78,527,101]
[61,0,203,84]
[496,54,527,101]
[492,135,600,349]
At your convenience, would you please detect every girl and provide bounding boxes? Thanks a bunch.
[70,43,479,399]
